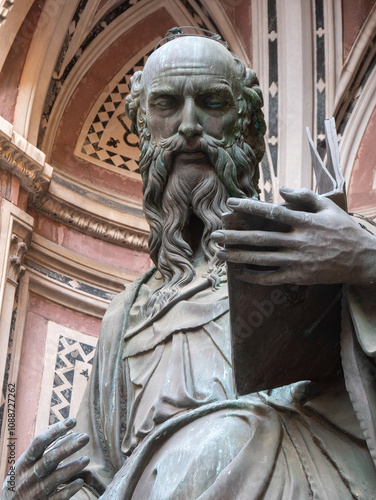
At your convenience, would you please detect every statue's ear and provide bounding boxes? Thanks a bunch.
[125,70,144,134]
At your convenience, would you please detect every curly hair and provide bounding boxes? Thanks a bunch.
[125,70,145,137]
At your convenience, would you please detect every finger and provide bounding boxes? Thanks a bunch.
[47,431,80,452]
[33,433,89,478]
[212,230,300,248]
[44,456,90,496]
[279,186,327,212]
[217,248,291,267]
[23,418,77,464]
[49,478,85,500]
[226,198,309,227]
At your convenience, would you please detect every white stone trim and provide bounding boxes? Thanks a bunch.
[251,0,270,107]
[0,0,33,72]
[333,2,376,117]
[0,0,14,26]
[26,233,140,318]
[324,0,343,115]
[339,62,376,184]
[0,116,52,195]
[276,0,315,191]
[0,200,34,481]
[29,233,139,290]
[13,0,81,145]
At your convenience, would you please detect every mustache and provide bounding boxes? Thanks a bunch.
[140,128,259,265]
[157,132,230,153]
[139,132,228,182]
[140,132,252,199]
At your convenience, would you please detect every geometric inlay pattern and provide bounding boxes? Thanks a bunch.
[49,335,96,426]
[35,323,98,436]
[75,52,152,176]
[258,0,278,203]
[314,0,326,156]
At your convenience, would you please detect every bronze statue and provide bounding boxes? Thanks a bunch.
[3,31,376,500]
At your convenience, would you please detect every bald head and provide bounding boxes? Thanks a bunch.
[142,36,243,94]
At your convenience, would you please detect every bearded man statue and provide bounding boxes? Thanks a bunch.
[3,31,376,500]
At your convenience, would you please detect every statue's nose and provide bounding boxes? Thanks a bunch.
[178,99,203,138]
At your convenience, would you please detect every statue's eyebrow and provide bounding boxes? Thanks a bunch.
[194,83,234,97]
[148,86,176,99]
[147,82,235,101]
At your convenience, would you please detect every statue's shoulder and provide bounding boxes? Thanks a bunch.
[100,267,155,340]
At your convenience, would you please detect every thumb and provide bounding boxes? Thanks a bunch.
[279,186,326,212]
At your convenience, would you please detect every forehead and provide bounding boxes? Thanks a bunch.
[143,37,237,91]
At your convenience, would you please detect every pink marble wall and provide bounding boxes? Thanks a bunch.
[0,0,47,123]
[347,106,376,212]
[219,0,253,57]
[29,210,152,274]
[342,0,375,60]
[15,294,102,459]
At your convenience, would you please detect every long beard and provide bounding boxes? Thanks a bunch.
[139,132,259,318]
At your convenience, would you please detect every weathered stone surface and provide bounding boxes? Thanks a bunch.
[3,29,376,500]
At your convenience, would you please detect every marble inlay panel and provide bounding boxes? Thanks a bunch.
[35,321,98,435]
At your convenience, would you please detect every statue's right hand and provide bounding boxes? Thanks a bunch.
[1,417,90,500]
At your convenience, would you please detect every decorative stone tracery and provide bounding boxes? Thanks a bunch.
[8,235,28,285]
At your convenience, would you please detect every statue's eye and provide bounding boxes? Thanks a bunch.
[153,96,177,109]
[202,96,225,109]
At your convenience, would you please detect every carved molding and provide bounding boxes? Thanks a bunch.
[7,234,28,285]
[0,199,34,301]
[0,116,52,196]
[33,190,149,251]
[28,233,140,291]
[0,199,34,481]
[0,116,149,250]
[26,233,140,318]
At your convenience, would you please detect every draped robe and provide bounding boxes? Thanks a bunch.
[71,250,376,499]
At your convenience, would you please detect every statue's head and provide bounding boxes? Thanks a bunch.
[127,35,265,163]
[125,32,266,316]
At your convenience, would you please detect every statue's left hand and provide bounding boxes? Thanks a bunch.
[1,418,89,500]
[213,187,376,287]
